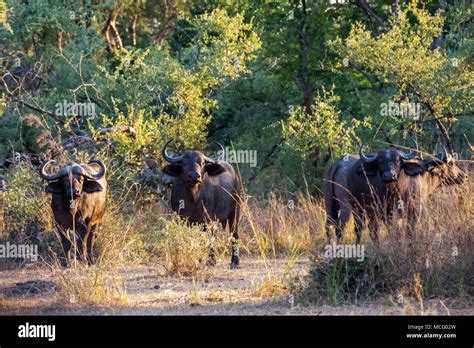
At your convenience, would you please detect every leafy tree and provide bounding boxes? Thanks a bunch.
[330,0,473,151]
[0,0,472,195]
[282,86,367,162]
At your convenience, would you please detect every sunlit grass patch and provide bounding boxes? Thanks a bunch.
[55,265,128,306]
[296,181,474,306]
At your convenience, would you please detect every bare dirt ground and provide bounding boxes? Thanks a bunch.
[0,257,471,315]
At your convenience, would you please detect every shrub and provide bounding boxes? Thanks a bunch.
[0,162,54,263]
[296,181,474,305]
[55,265,128,306]
[149,216,227,276]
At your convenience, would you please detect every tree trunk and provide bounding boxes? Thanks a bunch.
[131,15,138,46]
[103,7,123,51]
[431,0,447,50]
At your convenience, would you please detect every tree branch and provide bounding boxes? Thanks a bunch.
[351,0,385,26]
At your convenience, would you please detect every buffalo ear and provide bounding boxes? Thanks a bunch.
[205,162,226,176]
[424,158,439,172]
[163,164,182,177]
[83,180,104,193]
[358,162,378,177]
[46,181,64,194]
[402,160,425,176]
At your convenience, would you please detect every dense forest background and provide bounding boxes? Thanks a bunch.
[0,1,473,312]
[1,0,472,196]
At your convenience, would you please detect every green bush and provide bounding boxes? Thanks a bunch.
[148,216,227,276]
[0,163,54,261]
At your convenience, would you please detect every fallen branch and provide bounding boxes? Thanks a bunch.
[1,74,67,125]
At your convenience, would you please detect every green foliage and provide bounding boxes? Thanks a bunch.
[0,163,51,245]
[0,0,472,195]
[329,0,473,144]
[94,8,261,163]
[300,256,382,305]
[282,86,368,160]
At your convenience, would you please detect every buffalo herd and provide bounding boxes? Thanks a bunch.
[324,142,467,243]
[29,139,468,267]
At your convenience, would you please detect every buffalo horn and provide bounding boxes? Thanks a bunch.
[162,140,184,164]
[399,139,419,160]
[39,160,70,181]
[359,144,377,163]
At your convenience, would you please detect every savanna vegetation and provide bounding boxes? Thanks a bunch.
[0,0,472,314]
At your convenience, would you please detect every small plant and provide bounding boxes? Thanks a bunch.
[298,255,382,305]
[0,162,54,263]
[239,192,321,258]
[55,264,128,306]
[149,216,227,276]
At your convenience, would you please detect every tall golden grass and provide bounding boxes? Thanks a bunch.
[0,162,471,306]
[297,179,474,305]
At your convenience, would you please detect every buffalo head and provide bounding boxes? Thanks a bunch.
[358,140,423,182]
[162,140,226,188]
[39,160,106,198]
[424,146,467,185]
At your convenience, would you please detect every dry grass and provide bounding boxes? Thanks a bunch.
[239,192,324,257]
[148,217,229,276]
[93,201,146,266]
[54,265,128,306]
[297,179,474,305]
[0,163,471,309]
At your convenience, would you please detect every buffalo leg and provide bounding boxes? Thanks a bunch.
[325,223,334,245]
[87,226,97,265]
[326,200,339,243]
[336,206,351,242]
[353,212,364,245]
[58,230,72,267]
[81,226,93,264]
[74,224,90,264]
[76,235,86,263]
[227,216,240,269]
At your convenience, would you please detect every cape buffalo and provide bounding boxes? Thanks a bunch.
[325,143,421,243]
[39,160,107,265]
[162,140,241,269]
[347,143,423,243]
[324,154,358,241]
[343,144,466,243]
[398,148,467,231]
